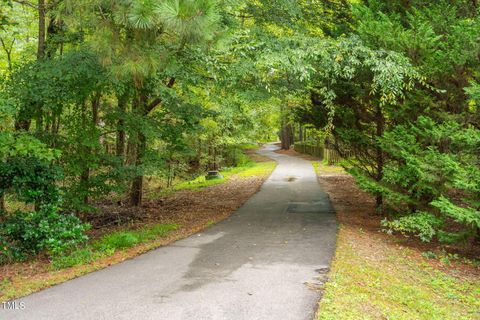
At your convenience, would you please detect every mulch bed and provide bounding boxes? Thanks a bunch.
[87,175,267,238]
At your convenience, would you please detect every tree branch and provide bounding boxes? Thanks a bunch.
[12,0,36,9]
[145,77,176,114]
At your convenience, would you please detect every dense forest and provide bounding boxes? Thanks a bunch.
[0,0,479,265]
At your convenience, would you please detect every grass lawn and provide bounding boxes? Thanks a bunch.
[318,225,480,320]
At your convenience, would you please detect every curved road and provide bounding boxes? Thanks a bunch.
[1,143,337,320]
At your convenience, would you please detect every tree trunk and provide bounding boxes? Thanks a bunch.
[46,17,62,58]
[375,104,385,214]
[92,92,100,125]
[0,37,13,71]
[79,93,101,206]
[116,93,128,161]
[0,193,5,214]
[129,92,147,206]
[14,108,32,131]
[37,0,46,59]
[280,124,292,150]
[79,169,89,205]
[130,133,146,206]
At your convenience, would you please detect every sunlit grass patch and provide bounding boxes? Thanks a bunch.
[173,175,226,191]
[172,161,276,192]
[312,161,345,175]
[235,161,276,177]
[238,142,260,150]
[50,223,179,269]
[317,227,480,320]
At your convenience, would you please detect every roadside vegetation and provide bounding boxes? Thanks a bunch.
[308,159,480,320]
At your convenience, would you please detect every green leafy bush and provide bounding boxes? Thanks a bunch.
[382,212,443,242]
[377,117,480,243]
[0,205,89,263]
[0,156,61,207]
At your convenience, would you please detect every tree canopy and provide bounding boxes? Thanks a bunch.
[0,0,479,263]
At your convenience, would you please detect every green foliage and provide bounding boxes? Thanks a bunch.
[50,247,100,269]
[50,223,178,269]
[0,156,61,206]
[0,133,60,161]
[300,1,480,244]
[0,205,89,263]
[382,212,442,242]
[95,223,179,252]
[378,117,480,242]
[1,0,477,271]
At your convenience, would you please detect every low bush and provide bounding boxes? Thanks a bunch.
[0,205,90,264]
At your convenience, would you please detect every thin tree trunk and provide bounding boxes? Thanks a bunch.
[92,92,100,125]
[130,91,147,206]
[0,37,14,71]
[79,100,89,205]
[280,124,292,150]
[116,93,128,161]
[130,133,145,206]
[37,0,46,59]
[0,193,5,214]
[79,93,100,206]
[375,104,385,213]
[128,78,175,206]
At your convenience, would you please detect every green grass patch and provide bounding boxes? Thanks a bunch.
[238,142,260,150]
[317,228,480,320]
[172,161,276,192]
[312,161,345,175]
[50,223,179,270]
[173,175,227,191]
[50,247,102,269]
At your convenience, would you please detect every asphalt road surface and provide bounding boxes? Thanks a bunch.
[1,143,337,320]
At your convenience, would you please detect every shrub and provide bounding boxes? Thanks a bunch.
[0,156,61,208]
[0,205,89,263]
[382,212,443,242]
